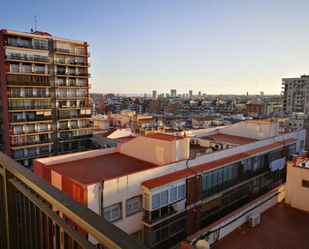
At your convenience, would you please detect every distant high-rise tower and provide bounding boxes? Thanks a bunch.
[152,90,157,98]
[0,29,92,167]
[189,90,193,97]
[282,75,309,114]
[171,89,177,97]
[198,91,201,97]
[260,91,264,96]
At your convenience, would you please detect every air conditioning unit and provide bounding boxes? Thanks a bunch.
[249,213,260,227]
[213,143,222,150]
[190,139,198,145]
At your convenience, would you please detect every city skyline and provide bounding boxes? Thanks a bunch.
[2,1,309,95]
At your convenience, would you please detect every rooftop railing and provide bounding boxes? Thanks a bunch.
[0,152,147,249]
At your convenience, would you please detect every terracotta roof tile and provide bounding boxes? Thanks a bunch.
[203,134,259,145]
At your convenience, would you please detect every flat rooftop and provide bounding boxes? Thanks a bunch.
[212,203,309,249]
[45,153,158,186]
[202,134,259,145]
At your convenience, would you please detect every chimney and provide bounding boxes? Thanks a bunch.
[293,154,298,164]
[172,135,175,140]
[184,133,187,138]
[302,151,307,160]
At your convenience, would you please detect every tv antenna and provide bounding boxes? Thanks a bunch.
[34,15,37,31]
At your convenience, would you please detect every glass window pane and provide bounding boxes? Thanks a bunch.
[224,168,228,181]
[207,174,212,188]
[178,185,185,199]
[170,187,177,202]
[218,171,222,183]
[152,194,160,210]
[228,167,233,179]
[202,175,207,189]
[161,190,168,206]
[213,172,218,185]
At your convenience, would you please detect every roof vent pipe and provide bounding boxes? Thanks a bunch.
[302,151,307,160]
[293,154,298,164]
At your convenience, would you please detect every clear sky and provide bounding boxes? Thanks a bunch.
[2,0,309,95]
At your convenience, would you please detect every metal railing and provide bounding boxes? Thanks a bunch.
[54,48,90,56]
[6,54,49,63]
[7,81,50,87]
[6,42,48,50]
[0,152,147,249]
[8,106,51,110]
[13,150,54,159]
[56,60,90,67]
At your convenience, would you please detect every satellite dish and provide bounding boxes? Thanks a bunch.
[205,148,213,154]
[197,240,210,249]
[196,153,201,157]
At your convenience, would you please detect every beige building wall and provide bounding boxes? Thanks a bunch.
[285,159,309,212]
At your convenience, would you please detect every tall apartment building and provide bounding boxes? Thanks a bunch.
[171,89,177,97]
[152,90,157,99]
[282,75,309,114]
[0,29,92,168]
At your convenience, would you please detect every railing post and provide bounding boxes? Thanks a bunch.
[3,168,19,249]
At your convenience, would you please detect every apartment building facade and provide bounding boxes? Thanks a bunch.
[282,75,309,114]
[0,29,92,167]
[34,121,305,248]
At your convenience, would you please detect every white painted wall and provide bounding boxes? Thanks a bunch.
[119,136,190,165]
[108,128,132,139]
[219,121,279,140]
[286,161,309,212]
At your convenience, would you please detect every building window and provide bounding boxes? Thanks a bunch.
[104,203,121,222]
[223,166,233,181]
[302,180,309,188]
[300,140,304,149]
[126,196,142,217]
[202,174,212,189]
[149,183,186,211]
[213,170,223,185]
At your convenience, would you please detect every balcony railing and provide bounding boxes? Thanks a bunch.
[0,152,147,249]
[56,60,90,67]
[5,54,49,63]
[9,68,48,75]
[59,114,92,119]
[11,139,53,147]
[58,105,91,109]
[7,81,50,87]
[54,48,90,56]
[55,82,91,88]
[11,129,52,135]
[8,93,51,98]
[13,150,54,159]
[6,41,48,50]
[58,134,92,141]
[142,200,181,224]
[8,106,51,111]
[10,117,52,123]
[56,71,91,77]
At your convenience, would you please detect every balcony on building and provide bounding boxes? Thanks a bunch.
[11,138,53,149]
[54,48,90,57]
[12,149,53,160]
[55,81,91,88]
[5,38,48,51]
[55,59,90,67]
[5,54,49,64]
[8,105,52,112]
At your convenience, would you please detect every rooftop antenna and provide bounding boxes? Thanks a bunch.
[34,15,37,31]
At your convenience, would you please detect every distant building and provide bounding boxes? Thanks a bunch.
[0,28,92,168]
[152,90,157,99]
[171,89,177,97]
[198,91,201,97]
[189,90,193,97]
[260,91,264,96]
[282,75,309,114]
